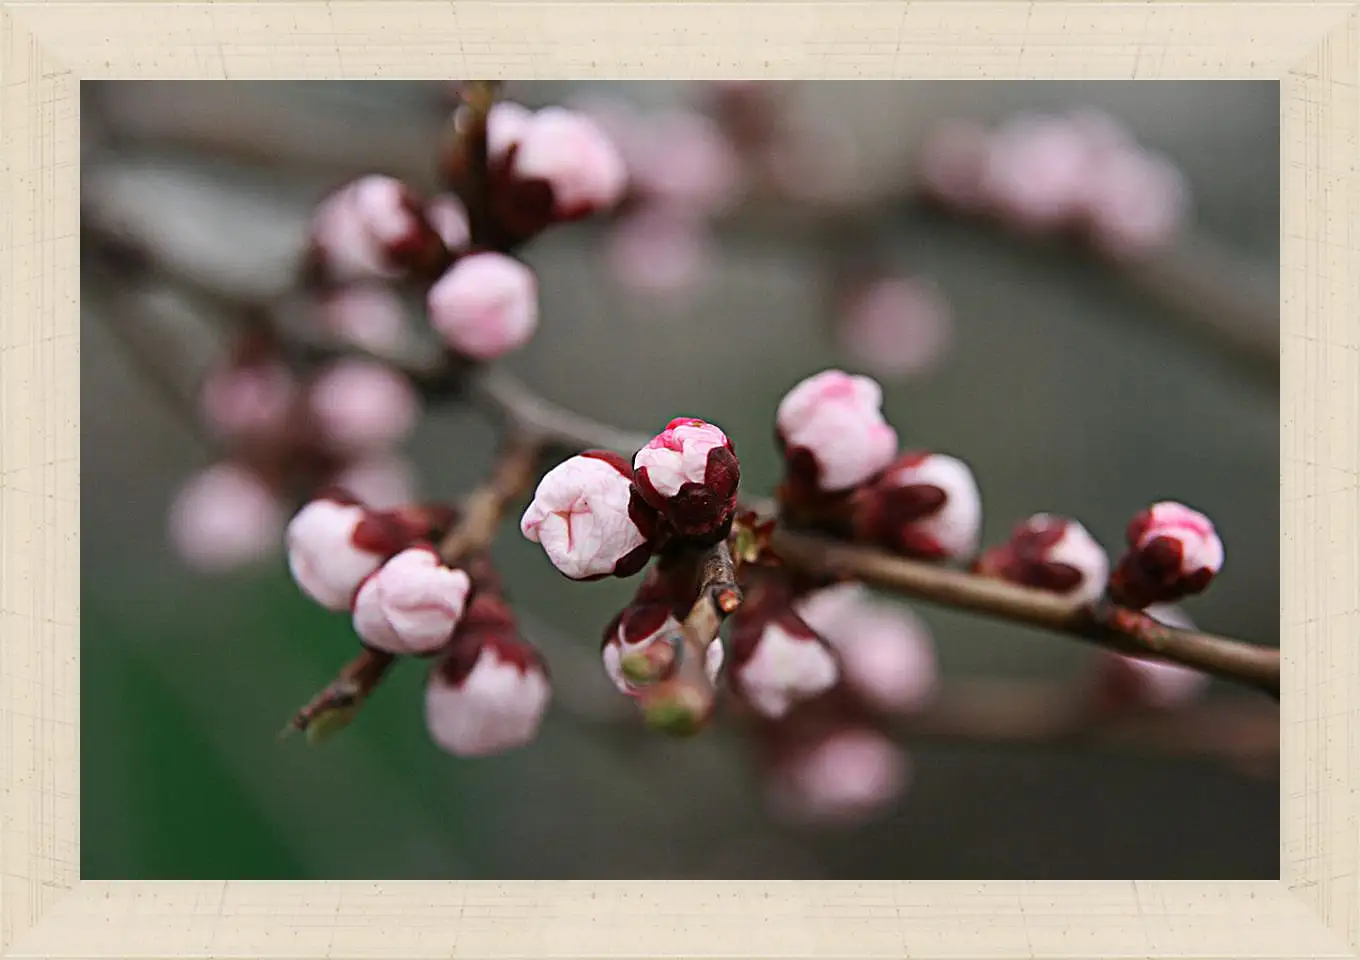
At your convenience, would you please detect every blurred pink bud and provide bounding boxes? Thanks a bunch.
[199,359,297,441]
[633,418,741,541]
[352,546,471,655]
[917,118,992,211]
[425,194,471,252]
[169,463,285,571]
[425,635,551,757]
[852,452,982,560]
[630,109,743,214]
[520,451,654,580]
[794,583,938,715]
[729,614,840,719]
[309,175,430,282]
[285,498,389,610]
[308,359,418,454]
[487,100,535,161]
[1082,149,1188,258]
[1109,501,1223,609]
[314,286,410,354]
[837,277,953,379]
[767,728,909,825]
[427,252,539,360]
[511,107,629,219]
[763,117,860,205]
[604,206,710,299]
[776,370,898,493]
[329,456,417,511]
[1095,604,1209,709]
[981,115,1094,232]
[601,603,684,694]
[975,513,1109,605]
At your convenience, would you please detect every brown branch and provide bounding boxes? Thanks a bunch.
[636,540,743,736]
[284,431,546,742]
[443,80,503,247]
[898,678,1278,778]
[768,529,1280,700]
[468,367,652,456]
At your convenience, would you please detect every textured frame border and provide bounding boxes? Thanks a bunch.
[1,2,1355,958]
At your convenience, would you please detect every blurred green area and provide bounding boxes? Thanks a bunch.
[82,81,1280,880]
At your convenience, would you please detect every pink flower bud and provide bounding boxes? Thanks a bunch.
[424,194,471,253]
[776,370,898,493]
[981,115,1094,232]
[352,547,472,655]
[601,603,684,694]
[729,613,840,719]
[630,109,743,215]
[286,498,393,610]
[314,286,410,354]
[852,452,982,560]
[837,277,953,380]
[169,463,285,571]
[328,456,418,511]
[1094,604,1209,710]
[604,206,710,300]
[1082,148,1188,258]
[200,359,297,442]
[510,107,628,220]
[425,632,551,757]
[309,175,440,283]
[917,118,992,212]
[794,583,938,715]
[767,728,909,825]
[632,418,741,541]
[1108,501,1223,609]
[975,513,1109,605]
[520,451,655,580]
[308,359,418,454]
[487,101,535,161]
[427,253,539,361]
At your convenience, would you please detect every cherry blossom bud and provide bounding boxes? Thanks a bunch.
[729,612,840,720]
[601,603,684,694]
[487,101,535,161]
[169,463,285,571]
[852,452,982,561]
[1094,604,1209,710]
[836,276,953,380]
[199,357,297,442]
[981,114,1093,232]
[1108,501,1223,609]
[352,546,472,655]
[314,286,410,354]
[1082,148,1188,258]
[308,359,418,454]
[776,370,898,493]
[520,451,655,580]
[917,118,992,212]
[767,728,909,826]
[425,621,551,758]
[633,418,741,541]
[286,497,399,611]
[629,109,743,215]
[308,175,444,282]
[329,456,418,511]
[975,513,1109,605]
[509,107,628,220]
[424,194,471,253]
[605,206,710,300]
[426,252,539,361]
[794,583,938,715]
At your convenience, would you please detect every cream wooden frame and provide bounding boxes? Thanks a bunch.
[1,2,1353,957]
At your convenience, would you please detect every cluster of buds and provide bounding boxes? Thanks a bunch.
[917,109,1190,258]
[285,494,551,757]
[169,329,419,571]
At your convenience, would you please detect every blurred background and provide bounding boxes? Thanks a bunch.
[81,80,1280,880]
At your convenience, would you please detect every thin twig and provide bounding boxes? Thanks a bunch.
[469,366,652,456]
[768,529,1280,700]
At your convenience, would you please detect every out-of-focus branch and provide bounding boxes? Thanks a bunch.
[286,431,547,742]
[469,367,652,456]
[768,529,1280,700]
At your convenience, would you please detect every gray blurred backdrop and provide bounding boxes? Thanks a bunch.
[81,81,1279,880]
